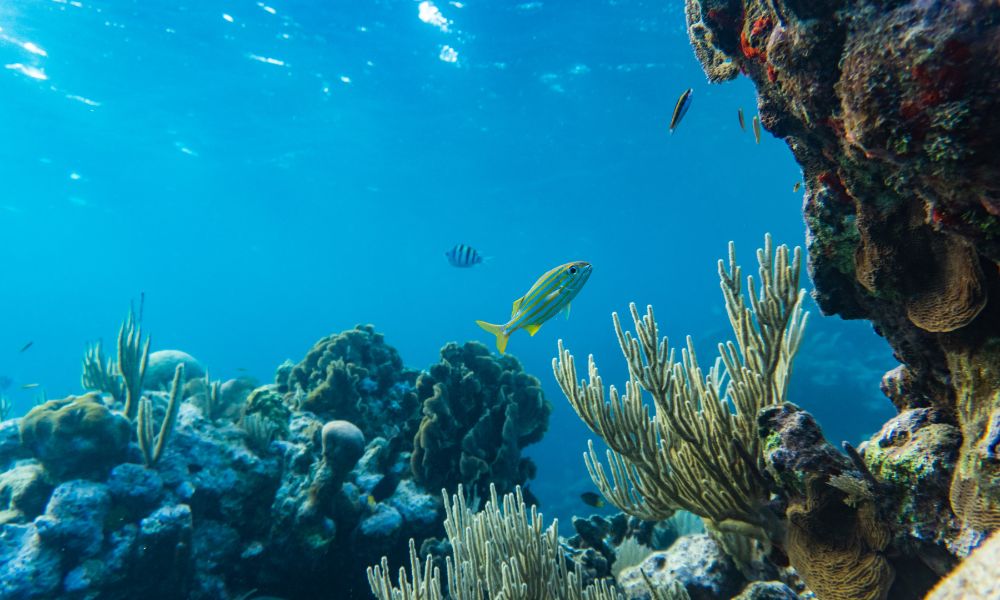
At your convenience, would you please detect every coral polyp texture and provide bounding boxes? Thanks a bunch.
[410,341,551,499]
[685,0,1000,584]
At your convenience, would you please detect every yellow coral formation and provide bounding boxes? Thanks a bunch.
[904,236,985,333]
[946,346,1000,533]
[785,478,894,600]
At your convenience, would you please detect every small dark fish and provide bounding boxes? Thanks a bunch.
[236,367,248,372]
[793,182,802,193]
[446,244,485,268]
[737,107,746,131]
[752,115,761,144]
[370,471,402,502]
[19,341,33,353]
[669,88,693,133]
[22,383,40,389]
[580,492,605,508]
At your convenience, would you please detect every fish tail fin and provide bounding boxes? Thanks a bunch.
[476,320,509,354]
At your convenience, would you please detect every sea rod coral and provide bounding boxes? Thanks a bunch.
[553,236,920,599]
[553,235,806,544]
[367,484,681,600]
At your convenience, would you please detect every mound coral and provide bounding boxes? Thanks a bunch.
[19,393,131,480]
[410,341,551,499]
[276,325,419,441]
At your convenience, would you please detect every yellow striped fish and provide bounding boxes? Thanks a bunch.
[476,261,592,354]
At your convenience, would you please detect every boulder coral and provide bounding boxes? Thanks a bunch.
[275,325,420,441]
[19,393,131,481]
[410,341,551,499]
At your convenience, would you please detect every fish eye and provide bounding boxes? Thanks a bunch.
[569,266,578,275]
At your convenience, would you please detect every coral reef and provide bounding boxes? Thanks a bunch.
[684,0,1000,549]
[411,341,551,499]
[275,325,420,441]
[368,485,625,600]
[616,534,743,600]
[552,236,997,598]
[3,319,559,599]
[145,350,204,390]
[554,237,804,540]
[19,393,131,481]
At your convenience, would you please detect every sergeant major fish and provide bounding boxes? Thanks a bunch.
[476,261,592,354]
[446,244,487,268]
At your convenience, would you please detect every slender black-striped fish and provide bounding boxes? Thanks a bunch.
[793,182,801,193]
[19,341,33,353]
[738,107,746,131]
[752,115,761,144]
[669,88,693,133]
[445,244,486,268]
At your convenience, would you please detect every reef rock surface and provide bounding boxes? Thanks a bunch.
[686,0,1000,592]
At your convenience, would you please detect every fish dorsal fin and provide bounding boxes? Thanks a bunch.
[525,323,542,337]
[512,296,525,317]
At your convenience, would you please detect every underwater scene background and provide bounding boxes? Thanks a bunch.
[0,0,893,524]
[8,0,979,599]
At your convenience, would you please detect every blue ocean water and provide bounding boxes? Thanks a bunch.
[0,0,893,524]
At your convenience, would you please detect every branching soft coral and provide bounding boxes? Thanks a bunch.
[552,235,807,543]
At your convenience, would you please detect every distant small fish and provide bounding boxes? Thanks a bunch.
[752,115,761,144]
[793,181,801,193]
[476,261,592,354]
[737,107,746,131]
[580,492,605,508]
[22,383,40,389]
[669,88,693,133]
[19,341,33,353]
[446,244,486,268]
[236,367,248,372]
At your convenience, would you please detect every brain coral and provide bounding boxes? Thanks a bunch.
[19,393,131,481]
[410,341,551,499]
[276,325,419,441]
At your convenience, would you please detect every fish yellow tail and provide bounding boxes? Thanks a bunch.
[476,320,509,354]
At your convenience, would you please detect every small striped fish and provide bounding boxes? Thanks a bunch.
[476,261,592,354]
[445,244,485,268]
[669,88,693,133]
